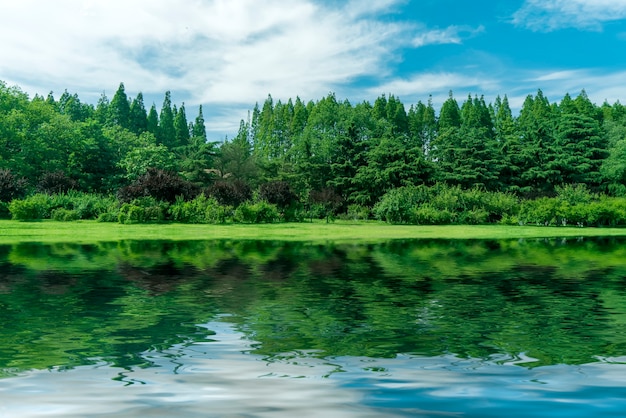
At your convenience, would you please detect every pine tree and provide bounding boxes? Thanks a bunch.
[192,105,207,141]
[174,103,190,148]
[158,91,175,148]
[147,104,159,136]
[555,92,608,187]
[129,92,148,135]
[517,90,560,195]
[108,82,131,129]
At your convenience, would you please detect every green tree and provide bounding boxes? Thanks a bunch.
[555,92,608,187]
[494,95,524,193]
[174,103,190,148]
[118,132,177,181]
[147,104,159,136]
[108,82,131,129]
[517,90,560,195]
[129,92,148,135]
[354,133,434,206]
[191,105,207,141]
[158,91,175,148]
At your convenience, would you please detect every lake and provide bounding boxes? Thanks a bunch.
[1,237,626,417]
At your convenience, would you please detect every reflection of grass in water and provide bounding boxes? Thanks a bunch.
[2,219,626,245]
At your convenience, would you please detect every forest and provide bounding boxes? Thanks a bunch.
[1,79,626,226]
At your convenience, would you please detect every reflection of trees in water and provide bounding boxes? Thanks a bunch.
[2,238,626,372]
[117,262,199,295]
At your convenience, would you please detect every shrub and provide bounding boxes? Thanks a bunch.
[118,197,168,224]
[373,186,425,223]
[555,184,595,205]
[259,181,298,209]
[519,198,560,225]
[411,204,455,225]
[431,184,462,212]
[481,191,519,223]
[234,201,279,223]
[460,208,489,225]
[9,194,52,220]
[0,169,28,202]
[345,204,370,221]
[206,180,252,207]
[0,201,9,219]
[117,168,197,203]
[309,188,343,223]
[51,208,80,222]
[169,194,231,224]
[38,171,78,194]
[96,212,119,223]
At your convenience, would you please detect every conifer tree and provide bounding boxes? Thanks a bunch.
[108,82,131,129]
[129,92,148,135]
[158,91,175,148]
[147,104,159,136]
[174,103,190,148]
[192,105,207,141]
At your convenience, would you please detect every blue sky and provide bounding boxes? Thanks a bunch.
[2,0,626,139]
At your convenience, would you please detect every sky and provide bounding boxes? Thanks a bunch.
[2,0,626,140]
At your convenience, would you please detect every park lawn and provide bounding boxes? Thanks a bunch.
[1,219,626,244]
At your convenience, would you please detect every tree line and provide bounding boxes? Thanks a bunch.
[1,79,626,224]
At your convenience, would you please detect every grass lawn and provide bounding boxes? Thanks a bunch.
[1,219,626,244]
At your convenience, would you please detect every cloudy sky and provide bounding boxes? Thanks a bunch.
[2,0,626,139]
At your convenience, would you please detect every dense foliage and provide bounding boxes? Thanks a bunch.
[2,79,626,224]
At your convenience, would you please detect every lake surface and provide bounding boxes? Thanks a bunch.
[1,237,626,417]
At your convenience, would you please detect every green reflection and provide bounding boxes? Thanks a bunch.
[2,238,626,376]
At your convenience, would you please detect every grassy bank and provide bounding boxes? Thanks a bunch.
[1,220,626,244]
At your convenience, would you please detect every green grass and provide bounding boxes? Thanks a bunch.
[1,219,626,244]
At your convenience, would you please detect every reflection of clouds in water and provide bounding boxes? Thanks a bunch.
[2,320,626,417]
[0,320,386,418]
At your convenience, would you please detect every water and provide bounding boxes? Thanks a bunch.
[1,238,626,417]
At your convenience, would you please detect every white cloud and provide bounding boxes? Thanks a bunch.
[368,72,499,100]
[412,25,485,48]
[523,69,626,105]
[0,0,422,136]
[0,0,409,104]
[513,0,626,31]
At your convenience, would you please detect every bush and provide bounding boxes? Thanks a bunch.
[9,194,52,220]
[234,201,279,223]
[0,169,28,202]
[481,191,519,223]
[118,197,168,224]
[51,208,80,222]
[460,208,489,225]
[555,184,595,205]
[97,212,119,223]
[373,186,426,223]
[206,180,252,207]
[38,171,78,194]
[0,201,9,219]
[412,204,455,225]
[117,168,197,203]
[259,181,298,209]
[169,194,231,224]
[344,204,370,221]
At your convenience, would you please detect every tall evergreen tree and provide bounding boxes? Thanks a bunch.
[158,91,175,148]
[517,90,560,195]
[555,92,608,187]
[94,92,110,126]
[192,105,207,141]
[129,92,148,135]
[174,103,190,148]
[431,92,462,180]
[147,104,159,136]
[108,82,131,129]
